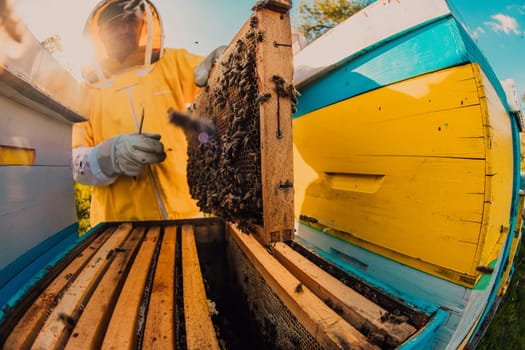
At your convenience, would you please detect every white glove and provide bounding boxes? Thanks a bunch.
[194,45,227,87]
[97,133,166,177]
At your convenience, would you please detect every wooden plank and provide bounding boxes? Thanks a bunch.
[64,227,146,350]
[181,225,219,350]
[142,225,177,350]
[475,64,514,277]
[228,224,379,350]
[257,4,294,243]
[272,242,416,347]
[3,227,114,350]
[101,227,161,350]
[256,0,292,13]
[31,223,133,350]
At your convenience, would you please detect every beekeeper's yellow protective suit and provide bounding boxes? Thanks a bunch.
[72,0,204,225]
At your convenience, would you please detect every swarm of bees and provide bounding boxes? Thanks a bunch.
[186,11,298,234]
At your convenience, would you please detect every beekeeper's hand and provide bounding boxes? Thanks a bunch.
[97,133,166,177]
[194,45,227,87]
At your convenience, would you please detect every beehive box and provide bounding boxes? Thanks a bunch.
[186,0,296,244]
[0,219,421,350]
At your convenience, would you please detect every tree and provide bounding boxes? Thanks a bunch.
[40,34,75,74]
[295,0,371,42]
[40,34,63,54]
[74,182,92,236]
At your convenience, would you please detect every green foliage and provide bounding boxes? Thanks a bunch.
[295,0,371,42]
[478,242,525,349]
[74,182,92,236]
[40,34,63,54]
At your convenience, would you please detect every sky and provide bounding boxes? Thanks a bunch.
[11,0,525,112]
[446,0,525,111]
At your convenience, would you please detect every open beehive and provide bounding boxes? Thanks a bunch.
[186,0,296,244]
[0,2,431,349]
[0,219,421,350]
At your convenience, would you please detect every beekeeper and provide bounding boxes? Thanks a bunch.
[72,0,223,225]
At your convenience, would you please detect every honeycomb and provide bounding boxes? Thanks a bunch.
[187,10,297,234]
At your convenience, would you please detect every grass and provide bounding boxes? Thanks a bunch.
[73,182,92,236]
[477,241,525,349]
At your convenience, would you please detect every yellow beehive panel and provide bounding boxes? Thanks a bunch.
[474,64,514,271]
[293,63,514,287]
[294,64,485,172]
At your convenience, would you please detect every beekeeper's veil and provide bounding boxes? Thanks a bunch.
[82,0,163,83]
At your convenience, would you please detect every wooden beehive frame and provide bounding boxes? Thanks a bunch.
[188,0,295,244]
[1,220,419,349]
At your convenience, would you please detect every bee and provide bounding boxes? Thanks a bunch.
[243,190,253,201]
[288,84,300,98]
[271,75,285,85]
[245,30,256,40]
[241,135,252,149]
[299,215,318,224]
[230,130,244,143]
[250,15,259,28]
[255,93,272,104]
[239,78,251,90]
[476,265,494,274]
[256,30,265,42]
[58,313,77,330]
